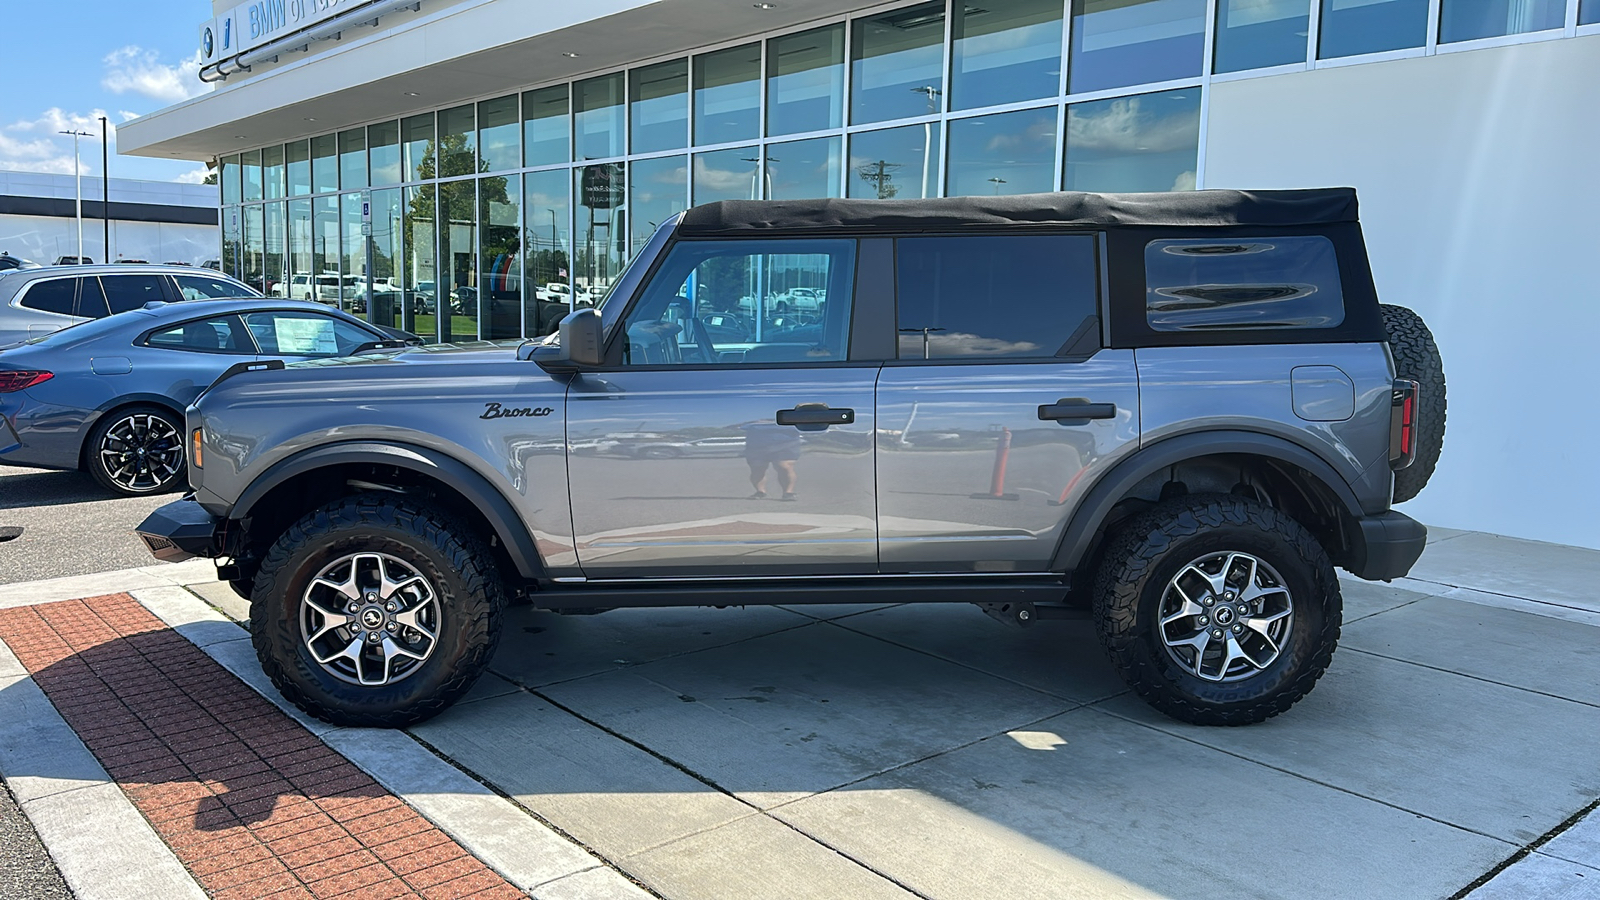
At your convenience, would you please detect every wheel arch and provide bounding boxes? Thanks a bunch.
[1054,430,1367,578]
[231,442,545,582]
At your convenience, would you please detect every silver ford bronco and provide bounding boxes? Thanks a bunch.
[138,188,1446,728]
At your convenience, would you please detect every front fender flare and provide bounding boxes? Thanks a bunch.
[1050,430,1367,573]
[232,441,544,579]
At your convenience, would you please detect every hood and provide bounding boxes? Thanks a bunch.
[283,339,525,371]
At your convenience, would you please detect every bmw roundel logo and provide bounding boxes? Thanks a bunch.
[203,27,214,58]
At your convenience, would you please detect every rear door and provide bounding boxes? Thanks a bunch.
[875,233,1140,573]
[99,274,173,314]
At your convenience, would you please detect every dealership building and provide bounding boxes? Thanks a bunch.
[118,0,1599,547]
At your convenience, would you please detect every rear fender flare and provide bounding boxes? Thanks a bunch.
[233,441,543,579]
[1051,430,1365,573]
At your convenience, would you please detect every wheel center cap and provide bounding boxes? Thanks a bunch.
[360,607,385,629]
[1213,605,1236,626]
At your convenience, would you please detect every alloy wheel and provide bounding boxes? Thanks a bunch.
[1157,551,1294,682]
[299,552,441,687]
[97,413,183,493]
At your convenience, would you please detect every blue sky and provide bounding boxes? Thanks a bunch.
[0,2,216,183]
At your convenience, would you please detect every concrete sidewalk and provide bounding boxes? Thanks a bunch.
[0,528,1597,899]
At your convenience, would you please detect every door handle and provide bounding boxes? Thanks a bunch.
[1038,398,1117,425]
[777,404,854,432]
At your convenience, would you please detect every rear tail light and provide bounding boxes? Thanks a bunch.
[0,370,52,393]
[1390,379,1418,470]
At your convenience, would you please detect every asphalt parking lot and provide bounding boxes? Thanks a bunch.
[0,466,168,583]
[2,473,1598,899]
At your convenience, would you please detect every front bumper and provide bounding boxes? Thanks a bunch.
[1345,511,1428,581]
[135,498,223,563]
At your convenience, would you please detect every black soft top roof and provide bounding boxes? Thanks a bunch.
[676,188,1358,236]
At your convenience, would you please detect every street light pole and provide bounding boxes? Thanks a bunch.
[60,130,93,263]
[99,117,109,261]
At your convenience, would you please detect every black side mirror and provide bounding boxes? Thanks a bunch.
[528,307,604,373]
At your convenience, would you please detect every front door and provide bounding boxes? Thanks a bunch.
[875,233,1140,573]
[566,237,877,577]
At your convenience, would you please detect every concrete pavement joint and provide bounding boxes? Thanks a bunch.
[396,727,668,898]
[1086,701,1524,851]
[501,610,822,692]
[1451,797,1600,899]
[505,678,940,899]
[1397,575,1600,619]
[1344,646,1600,711]
[1342,595,1425,625]
[823,614,1133,706]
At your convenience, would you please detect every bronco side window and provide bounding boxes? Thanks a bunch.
[894,234,1100,360]
[620,239,856,366]
[1144,236,1344,332]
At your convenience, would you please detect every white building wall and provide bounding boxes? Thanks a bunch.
[0,216,218,267]
[1203,35,1600,549]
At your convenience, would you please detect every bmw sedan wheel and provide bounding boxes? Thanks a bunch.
[86,406,187,497]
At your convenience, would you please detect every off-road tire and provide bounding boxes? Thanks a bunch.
[1381,303,1446,503]
[250,494,505,727]
[85,405,187,497]
[1093,494,1341,726]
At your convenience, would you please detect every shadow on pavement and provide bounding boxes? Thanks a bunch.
[0,470,124,511]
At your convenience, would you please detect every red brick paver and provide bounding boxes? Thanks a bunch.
[0,594,520,899]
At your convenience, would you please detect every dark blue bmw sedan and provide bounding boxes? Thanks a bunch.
[0,299,416,496]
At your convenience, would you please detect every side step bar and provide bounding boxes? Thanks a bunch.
[530,578,1073,610]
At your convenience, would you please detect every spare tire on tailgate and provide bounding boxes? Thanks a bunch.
[1381,304,1445,503]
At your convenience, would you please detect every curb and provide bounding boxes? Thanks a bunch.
[0,573,653,900]
[0,635,207,900]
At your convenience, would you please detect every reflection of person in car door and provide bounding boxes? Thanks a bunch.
[742,422,801,501]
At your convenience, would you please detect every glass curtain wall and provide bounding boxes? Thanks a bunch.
[369,188,407,332]
[480,174,522,339]
[405,185,438,340]
[438,179,478,342]
[242,204,264,292]
[218,0,1259,343]
[264,201,286,297]
[288,199,312,299]
[524,170,571,335]
[341,193,365,312]
[313,196,338,302]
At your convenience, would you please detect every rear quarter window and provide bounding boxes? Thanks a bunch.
[18,279,77,316]
[1144,236,1343,332]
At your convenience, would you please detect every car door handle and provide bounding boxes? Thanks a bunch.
[776,405,854,431]
[1038,399,1117,424]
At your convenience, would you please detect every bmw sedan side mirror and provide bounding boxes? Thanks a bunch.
[529,307,604,373]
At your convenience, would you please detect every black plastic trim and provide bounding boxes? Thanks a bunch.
[231,442,545,579]
[849,238,896,361]
[136,497,222,563]
[1346,511,1427,581]
[534,578,1069,609]
[1050,430,1368,573]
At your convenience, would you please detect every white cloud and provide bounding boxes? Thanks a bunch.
[174,165,212,184]
[1067,95,1201,155]
[0,109,119,176]
[101,46,211,104]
